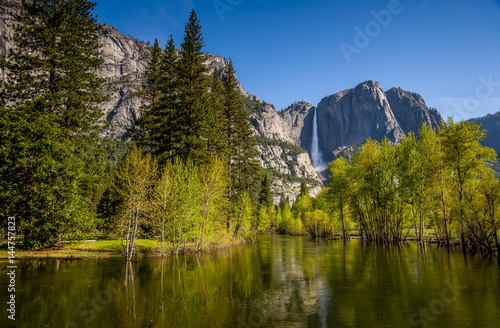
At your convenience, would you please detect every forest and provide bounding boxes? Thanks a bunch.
[0,0,499,260]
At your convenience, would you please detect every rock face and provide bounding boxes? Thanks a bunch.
[308,81,442,164]
[385,87,441,135]
[0,4,16,83]
[315,81,404,163]
[250,104,294,143]
[280,101,315,149]
[96,25,150,138]
[469,112,500,155]
[250,105,323,203]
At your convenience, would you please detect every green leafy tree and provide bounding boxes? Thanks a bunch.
[257,205,270,232]
[196,158,229,250]
[281,201,293,234]
[233,191,255,237]
[328,157,351,238]
[114,146,158,260]
[440,118,496,247]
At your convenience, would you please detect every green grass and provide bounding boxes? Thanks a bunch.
[0,239,168,260]
[0,238,245,260]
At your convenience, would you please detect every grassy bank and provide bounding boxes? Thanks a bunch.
[0,238,246,260]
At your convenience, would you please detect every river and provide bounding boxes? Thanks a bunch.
[1,234,499,327]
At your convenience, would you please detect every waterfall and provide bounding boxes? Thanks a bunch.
[311,107,327,172]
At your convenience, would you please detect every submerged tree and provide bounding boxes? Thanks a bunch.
[327,156,350,238]
[440,118,497,250]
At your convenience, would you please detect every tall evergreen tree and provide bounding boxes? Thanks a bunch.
[176,9,211,164]
[300,181,309,197]
[208,69,229,160]
[4,0,105,135]
[222,59,259,200]
[133,38,163,151]
[0,0,105,249]
[259,175,272,208]
[157,36,179,162]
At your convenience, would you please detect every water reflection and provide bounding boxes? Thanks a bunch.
[1,235,499,327]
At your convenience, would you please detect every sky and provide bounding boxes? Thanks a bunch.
[94,0,500,120]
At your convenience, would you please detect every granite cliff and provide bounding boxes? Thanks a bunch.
[282,81,442,168]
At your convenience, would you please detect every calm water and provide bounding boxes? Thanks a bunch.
[1,235,500,328]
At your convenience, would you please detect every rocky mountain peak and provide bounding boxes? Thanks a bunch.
[385,87,441,135]
[305,81,443,164]
[315,80,403,163]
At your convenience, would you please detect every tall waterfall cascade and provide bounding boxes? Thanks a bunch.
[311,107,327,172]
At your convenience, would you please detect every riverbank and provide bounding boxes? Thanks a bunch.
[0,229,475,260]
[0,237,247,260]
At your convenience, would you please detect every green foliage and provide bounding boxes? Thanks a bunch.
[259,175,272,208]
[233,192,255,238]
[0,102,103,249]
[260,168,322,189]
[257,205,270,231]
[254,135,307,157]
[439,118,498,250]
[303,210,335,237]
[327,157,351,237]
[0,0,106,249]
[320,120,500,251]
[239,95,264,116]
[101,139,131,164]
[113,146,158,260]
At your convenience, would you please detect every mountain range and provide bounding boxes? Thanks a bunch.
[1,2,498,203]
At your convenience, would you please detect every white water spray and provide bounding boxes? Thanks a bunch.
[311,107,327,172]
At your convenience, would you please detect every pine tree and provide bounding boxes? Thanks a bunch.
[300,181,309,197]
[208,69,229,160]
[4,0,105,135]
[0,0,106,249]
[176,9,211,164]
[222,59,259,200]
[259,175,272,208]
[133,38,163,151]
[157,36,179,162]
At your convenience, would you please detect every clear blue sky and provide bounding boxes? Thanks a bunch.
[94,0,500,120]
